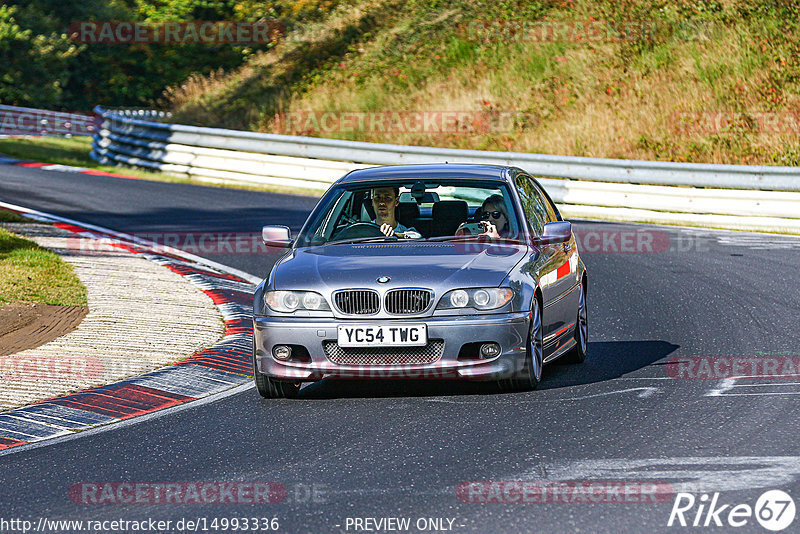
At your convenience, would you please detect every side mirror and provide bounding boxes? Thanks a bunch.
[262,225,293,248]
[535,221,572,246]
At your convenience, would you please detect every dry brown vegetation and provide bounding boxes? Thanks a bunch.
[165,0,800,165]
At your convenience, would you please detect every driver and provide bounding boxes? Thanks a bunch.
[371,186,421,239]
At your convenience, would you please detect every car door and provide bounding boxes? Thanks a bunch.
[534,180,580,343]
[514,174,565,339]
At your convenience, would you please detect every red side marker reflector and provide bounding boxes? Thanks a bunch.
[556,260,571,280]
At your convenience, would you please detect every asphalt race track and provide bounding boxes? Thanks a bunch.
[2,165,800,533]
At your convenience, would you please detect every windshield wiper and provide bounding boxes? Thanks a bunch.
[423,235,462,242]
[325,236,399,246]
[424,235,524,244]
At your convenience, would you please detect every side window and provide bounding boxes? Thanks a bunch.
[535,184,559,223]
[514,175,547,235]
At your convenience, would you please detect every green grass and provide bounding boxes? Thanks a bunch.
[0,137,323,198]
[0,137,95,169]
[0,137,184,181]
[0,211,29,223]
[0,226,88,306]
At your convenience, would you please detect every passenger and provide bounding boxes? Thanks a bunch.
[371,186,422,239]
[457,194,510,238]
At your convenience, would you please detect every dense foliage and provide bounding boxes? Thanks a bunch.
[2,0,798,164]
[0,0,345,110]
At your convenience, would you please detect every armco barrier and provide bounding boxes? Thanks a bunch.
[91,106,800,233]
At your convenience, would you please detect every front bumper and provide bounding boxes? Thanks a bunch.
[253,312,530,381]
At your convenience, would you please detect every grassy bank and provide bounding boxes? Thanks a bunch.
[165,0,800,166]
[0,215,88,307]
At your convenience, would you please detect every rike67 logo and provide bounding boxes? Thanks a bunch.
[668,490,796,531]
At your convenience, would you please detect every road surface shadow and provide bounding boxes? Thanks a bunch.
[539,339,679,390]
[295,339,678,399]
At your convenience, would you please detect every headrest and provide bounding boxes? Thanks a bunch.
[362,197,376,220]
[397,202,420,223]
[432,200,468,221]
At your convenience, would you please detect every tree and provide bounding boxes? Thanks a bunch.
[0,5,79,107]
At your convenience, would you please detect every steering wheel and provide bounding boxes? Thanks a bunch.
[332,222,385,241]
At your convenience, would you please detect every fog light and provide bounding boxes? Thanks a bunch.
[480,343,501,358]
[273,345,292,360]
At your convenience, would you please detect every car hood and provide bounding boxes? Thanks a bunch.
[273,242,528,291]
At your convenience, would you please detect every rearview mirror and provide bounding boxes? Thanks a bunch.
[262,225,293,248]
[535,221,572,246]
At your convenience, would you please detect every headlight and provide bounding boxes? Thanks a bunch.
[437,288,514,310]
[264,291,331,313]
[449,290,469,308]
[473,289,490,307]
[302,292,324,310]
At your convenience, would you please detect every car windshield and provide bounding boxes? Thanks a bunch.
[295,179,522,247]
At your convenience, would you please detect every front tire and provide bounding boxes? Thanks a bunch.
[499,297,543,392]
[253,344,301,399]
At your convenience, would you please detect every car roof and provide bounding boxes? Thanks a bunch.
[337,163,516,184]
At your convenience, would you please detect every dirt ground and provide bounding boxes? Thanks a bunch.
[0,303,88,356]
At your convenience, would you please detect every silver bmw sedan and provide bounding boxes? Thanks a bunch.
[253,164,587,398]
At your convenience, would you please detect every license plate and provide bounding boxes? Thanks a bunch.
[337,324,427,347]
